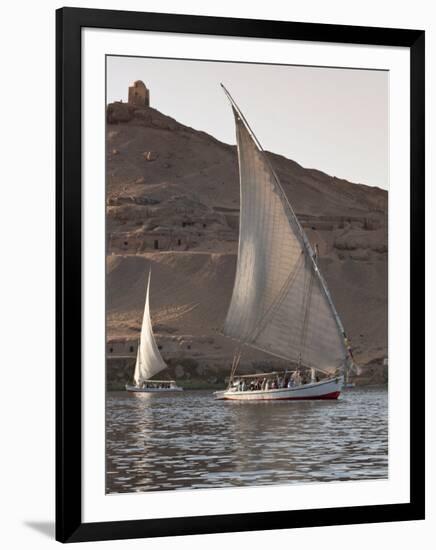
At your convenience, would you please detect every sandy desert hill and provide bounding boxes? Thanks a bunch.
[106,101,388,386]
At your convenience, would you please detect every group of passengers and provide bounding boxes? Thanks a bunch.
[140,382,172,389]
[233,369,320,392]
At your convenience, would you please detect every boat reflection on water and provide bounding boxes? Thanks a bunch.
[106,387,388,494]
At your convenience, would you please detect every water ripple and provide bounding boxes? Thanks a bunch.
[106,388,388,493]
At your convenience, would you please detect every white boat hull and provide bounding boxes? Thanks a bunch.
[125,384,183,393]
[214,376,343,401]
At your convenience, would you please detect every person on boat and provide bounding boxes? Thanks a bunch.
[291,370,300,386]
[261,378,267,390]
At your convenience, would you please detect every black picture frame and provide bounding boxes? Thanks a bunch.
[56,7,425,543]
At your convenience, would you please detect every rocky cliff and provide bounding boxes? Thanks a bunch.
[106,102,388,387]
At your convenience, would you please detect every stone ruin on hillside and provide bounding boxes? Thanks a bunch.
[128,80,150,107]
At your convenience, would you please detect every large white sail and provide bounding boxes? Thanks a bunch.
[133,271,167,385]
[222,85,349,375]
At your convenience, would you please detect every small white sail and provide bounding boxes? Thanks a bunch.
[133,271,167,385]
[222,85,349,375]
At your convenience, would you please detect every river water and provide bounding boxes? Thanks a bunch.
[106,387,388,494]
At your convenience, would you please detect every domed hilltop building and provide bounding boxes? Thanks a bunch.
[128,80,150,107]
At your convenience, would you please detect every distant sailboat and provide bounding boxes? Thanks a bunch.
[214,85,355,401]
[126,271,183,393]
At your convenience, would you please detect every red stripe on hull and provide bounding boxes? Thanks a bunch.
[222,391,341,401]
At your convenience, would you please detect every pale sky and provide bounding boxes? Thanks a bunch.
[107,56,389,190]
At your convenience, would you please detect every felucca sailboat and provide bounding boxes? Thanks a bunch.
[215,85,355,401]
[126,271,183,393]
